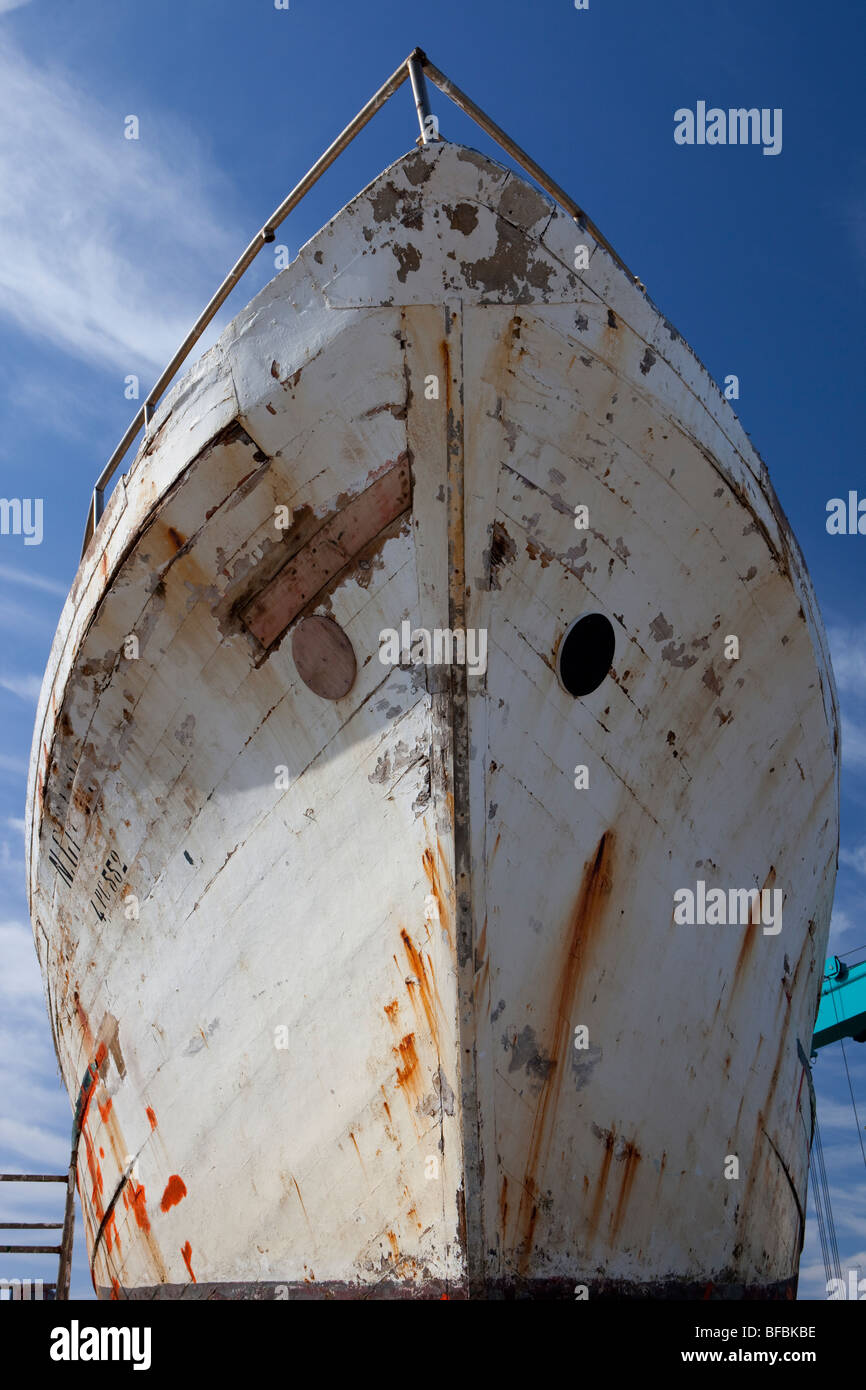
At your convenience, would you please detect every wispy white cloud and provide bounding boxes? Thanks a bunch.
[0,920,42,999]
[0,909,91,1291]
[840,844,866,876]
[0,0,32,14]
[0,606,57,640]
[842,715,866,771]
[823,625,866,780]
[828,625,866,697]
[0,563,68,597]
[0,365,122,455]
[797,1250,866,1300]
[828,911,861,956]
[828,906,858,948]
[824,1184,866,1244]
[814,1096,866,1131]
[0,1117,68,1168]
[0,835,25,887]
[0,673,41,701]
[0,752,28,775]
[0,34,241,375]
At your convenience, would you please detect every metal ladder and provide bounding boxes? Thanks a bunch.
[0,1162,76,1300]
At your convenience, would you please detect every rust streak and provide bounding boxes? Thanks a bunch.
[393,1032,425,1122]
[348,1132,366,1176]
[588,1129,616,1238]
[400,928,443,1048]
[394,1033,419,1091]
[609,1141,642,1238]
[514,831,615,1267]
[730,867,776,999]
[127,1180,150,1234]
[241,457,411,648]
[422,843,452,943]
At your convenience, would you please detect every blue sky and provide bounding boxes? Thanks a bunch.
[0,0,864,1300]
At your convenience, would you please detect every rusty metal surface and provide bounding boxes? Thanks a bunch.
[26,142,838,1298]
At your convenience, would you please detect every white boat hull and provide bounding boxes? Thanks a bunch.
[26,143,838,1298]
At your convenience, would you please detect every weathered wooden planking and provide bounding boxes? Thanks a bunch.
[26,143,838,1299]
[241,456,412,649]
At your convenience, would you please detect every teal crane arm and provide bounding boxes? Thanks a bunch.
[812,956,866,1052]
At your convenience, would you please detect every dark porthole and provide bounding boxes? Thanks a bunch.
[557,614,615,697]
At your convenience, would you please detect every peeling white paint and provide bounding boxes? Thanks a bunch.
[26,143,838,1298]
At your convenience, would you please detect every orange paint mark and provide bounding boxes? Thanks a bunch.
[99,1147,105,1159]
[386,1230,399,1259]
[127,1180,150,1233]
[110,1277,120,1300]
[74,996,94,1049]
[80,1125,104,1224]
[160,1174,187,1212]
[77,1041,109,1135]
[104,1208,120,1255]
[146,1107,157,1131]
[97,1097,113,1123]
[181,1240,196,1283]
[383,999,399,1023]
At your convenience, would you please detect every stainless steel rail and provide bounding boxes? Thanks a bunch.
[421,58,637,282]
[82,53,413,554]
[81,47,638,558]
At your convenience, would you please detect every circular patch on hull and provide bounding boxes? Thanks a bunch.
[291,615,357,700]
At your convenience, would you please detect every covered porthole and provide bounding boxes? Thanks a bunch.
[292,615,356,700]
[556,613,615,698]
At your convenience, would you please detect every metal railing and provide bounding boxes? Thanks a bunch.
[0,1169,76,1300]
[82,46,638,557]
